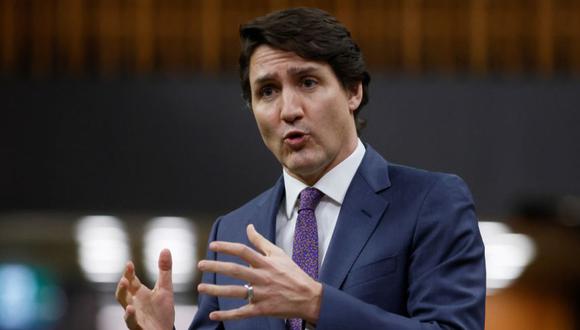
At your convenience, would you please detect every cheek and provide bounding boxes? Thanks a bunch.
[254,111,278,142]
[317,100,351,131]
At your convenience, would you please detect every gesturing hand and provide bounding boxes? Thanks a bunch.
[115,249,175,330]
[197,224,323,324]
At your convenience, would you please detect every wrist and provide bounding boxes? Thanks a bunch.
[303,281,323,324]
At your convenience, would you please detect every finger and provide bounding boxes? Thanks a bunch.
[156,248,173,291]
[116,262,138,307]
[124,305,142,330]
[209,240,266,267]
[198,260,261,284]
[115,277,130,308]
[120,261,144,292]
[197,283,248,299]
[209,304,259,321]
[247,224,278,256]
[124,261,135,280]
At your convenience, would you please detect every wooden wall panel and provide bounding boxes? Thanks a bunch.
[132,0,154,73]
[30,0,55,76]
[1,0,17,72]
[156,0,187,73]
[401,0,421,73]
[486,285,574,330]
[56,0,85,75]
[470,0,487,74]
[1,0,579,77]
[95,0,121,76]
[537,0,554,75]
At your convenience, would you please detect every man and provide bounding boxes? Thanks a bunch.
[116,8,486,330]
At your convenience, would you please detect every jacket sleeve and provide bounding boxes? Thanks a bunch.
[316,174,486,330]
[188,217,225,330]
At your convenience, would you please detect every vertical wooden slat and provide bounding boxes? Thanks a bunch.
[358,0,385,70]
[555,0,572,74]
[118,0,132,73]
[174,0,187,73]
[156,0,186,74]
[186,1,202,71]
[269,0,290,12]
[537,0,554,76]
[0,0,17,73]
[440,0,460,74]
[370,0,387,71]
[380,1,401,72]
[120,0,135,74]
[433,1,454,73]
[497,1,523,73]
[57,0,84,75]
[96,0,121,77]
[470,0,487,74]
[453,1,471,72]
[31,0,55,76]
[570,2,580,77]
[334,0,356,36]
[200,0,221,74]
[220,0,246,72]
[402,0,422,74]
[132,0,153,74]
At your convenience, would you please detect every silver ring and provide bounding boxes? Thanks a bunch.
[244,284,254,303]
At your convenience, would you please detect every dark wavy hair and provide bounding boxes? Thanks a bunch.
[239,7,371,132]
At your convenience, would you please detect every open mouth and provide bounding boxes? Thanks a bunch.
[283,130,308,148]
[285,131,305,140]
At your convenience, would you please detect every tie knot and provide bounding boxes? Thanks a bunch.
[299,187,323,211]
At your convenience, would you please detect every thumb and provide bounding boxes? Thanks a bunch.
[247,224,276,256]
[156,248,173,290]
[124,305,142,330]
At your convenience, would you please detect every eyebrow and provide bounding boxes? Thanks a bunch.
[287,65,320,77]
[252,65,321,87]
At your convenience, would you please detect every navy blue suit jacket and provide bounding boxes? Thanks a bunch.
[190,145,486,329]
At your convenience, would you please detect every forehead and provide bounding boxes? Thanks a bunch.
[249,45,329,82]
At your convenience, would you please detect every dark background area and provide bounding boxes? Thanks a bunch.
[2,76,579,217]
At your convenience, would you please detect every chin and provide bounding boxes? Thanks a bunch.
[285,159,325,179]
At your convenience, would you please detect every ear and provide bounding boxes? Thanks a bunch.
[346,82,363,114]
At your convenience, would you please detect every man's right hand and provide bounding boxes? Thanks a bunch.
[115,248,175,330]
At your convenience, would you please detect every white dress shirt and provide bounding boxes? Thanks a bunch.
[275,139,366,267]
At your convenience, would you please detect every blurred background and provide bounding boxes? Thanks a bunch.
[1,0,579,329]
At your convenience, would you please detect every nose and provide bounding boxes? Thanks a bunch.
[279,88,304,123]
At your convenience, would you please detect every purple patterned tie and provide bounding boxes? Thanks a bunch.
[288,187,323,330]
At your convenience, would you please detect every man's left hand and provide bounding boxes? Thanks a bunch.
[197,224,322,324]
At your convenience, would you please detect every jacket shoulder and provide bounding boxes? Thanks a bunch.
[387,162,469,193]
[219,181,281,223]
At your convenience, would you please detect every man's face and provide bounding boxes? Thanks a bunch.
[249,45,362,185]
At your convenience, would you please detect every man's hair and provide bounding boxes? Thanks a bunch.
[239,7,371,132]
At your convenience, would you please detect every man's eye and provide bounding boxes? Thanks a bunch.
[302,78,318,89]
[260,86,276,98]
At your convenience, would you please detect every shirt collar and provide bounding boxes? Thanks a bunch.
[282,139,366,219]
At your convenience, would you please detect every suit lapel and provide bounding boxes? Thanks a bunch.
[244,176,284,245]
[319,146,391,289]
